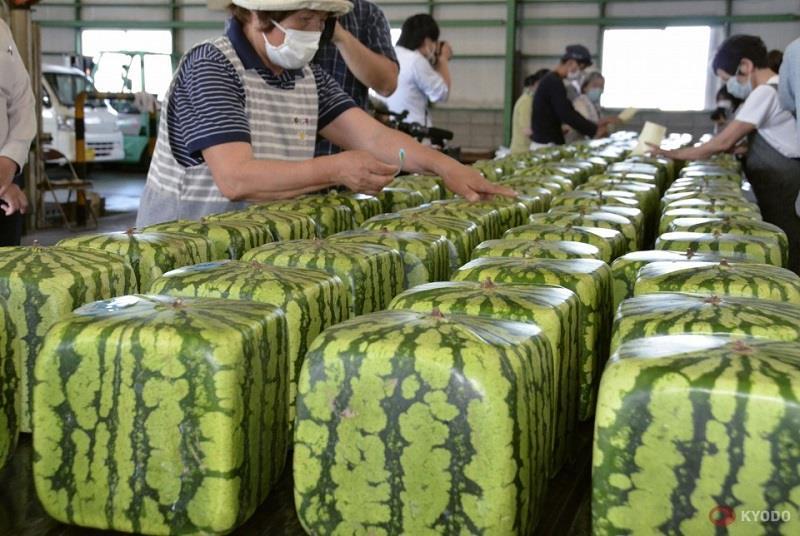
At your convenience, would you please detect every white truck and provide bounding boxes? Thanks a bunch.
[41,64,125,162]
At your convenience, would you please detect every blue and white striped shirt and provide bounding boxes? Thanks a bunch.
[167,17,356,167]
[313,0,397,156]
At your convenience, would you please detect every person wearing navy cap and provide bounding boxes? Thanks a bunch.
[530,44,614,146]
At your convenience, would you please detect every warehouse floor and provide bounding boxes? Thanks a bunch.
[22,169,144,247]
[0,424,593,535]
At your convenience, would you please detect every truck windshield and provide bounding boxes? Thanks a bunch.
[43,72,101,107]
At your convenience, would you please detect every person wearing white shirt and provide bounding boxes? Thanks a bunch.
[0,18,33,245]
[779,38,799,139]
[381,13,450,127]
[652,35,800,273]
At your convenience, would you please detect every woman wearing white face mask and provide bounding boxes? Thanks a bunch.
[566,71,620,142]
[136,0,511,227]
[651,35,800,273]
[379,13,451,128]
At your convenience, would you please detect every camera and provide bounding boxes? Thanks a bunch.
[384,110,459,159]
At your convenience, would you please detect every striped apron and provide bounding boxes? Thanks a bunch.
[136,35,318,227]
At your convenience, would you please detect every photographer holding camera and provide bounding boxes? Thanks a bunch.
[380,13,451,129]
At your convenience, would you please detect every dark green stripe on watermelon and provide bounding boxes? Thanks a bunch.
[0,297,17,470]
[294,310,553,534]
[33,295,289,534]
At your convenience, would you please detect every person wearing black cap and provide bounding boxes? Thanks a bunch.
[530,44,612,146]
[651,35,800,273]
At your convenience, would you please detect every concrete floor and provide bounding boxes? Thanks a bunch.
[22,167,144,246]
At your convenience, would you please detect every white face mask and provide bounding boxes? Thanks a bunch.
[566,69,582,82]
[264,20,321,70]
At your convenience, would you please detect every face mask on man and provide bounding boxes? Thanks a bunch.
[566,69,582,81]
[726,71,752,100]
[264,19,322,70]
[587,87,603,103]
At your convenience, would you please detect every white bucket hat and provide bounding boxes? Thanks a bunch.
[230,0,353,15]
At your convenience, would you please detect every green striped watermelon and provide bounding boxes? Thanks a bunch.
[0,297,16,470]
[57,229,214,292]
[321,191,383,225]
[329,229,457,287]
[452,257,613,420]
[656,231,785,267]
[362,212,481,266]
[530,209,639,252]
[558,202,647,241]
[294,310,554,535]
[249,197,354,237]
[472,238,604,262]
[206,209,317,241]
[149,260,349,432]
[241,240,403,316]
[0,245,136,432]
[659,208,762,235]
[634,260,800,302]
[660,190,747,210]
[377,187,426,212]
[680,168,741,182]
[552,190,641,210]
[451,197,532,229]
[405,203,503,242]
[624,155,675,183]
[504,223,625,261]
[585,172,660,191]
[610,249,755,309]
[498,180,555,209]
[607,161,663,179]
[143,219,273,260]
[392,175,446,202]
[33,295,289,535]
[509,173,575,193]
[387,280,581,473]
[664,197,760,214]
[666,218,788,262]
[611,292,800,353]
[593,334,800,535]
[580,179,660,218]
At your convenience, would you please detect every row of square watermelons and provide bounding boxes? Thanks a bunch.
[291,142,683,535]
[593,155,800,534]
[0,137,637,535]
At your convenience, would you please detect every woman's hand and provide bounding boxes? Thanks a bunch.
[0,183,28,216]
[440,164,517,202]
[332,150,398,195]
